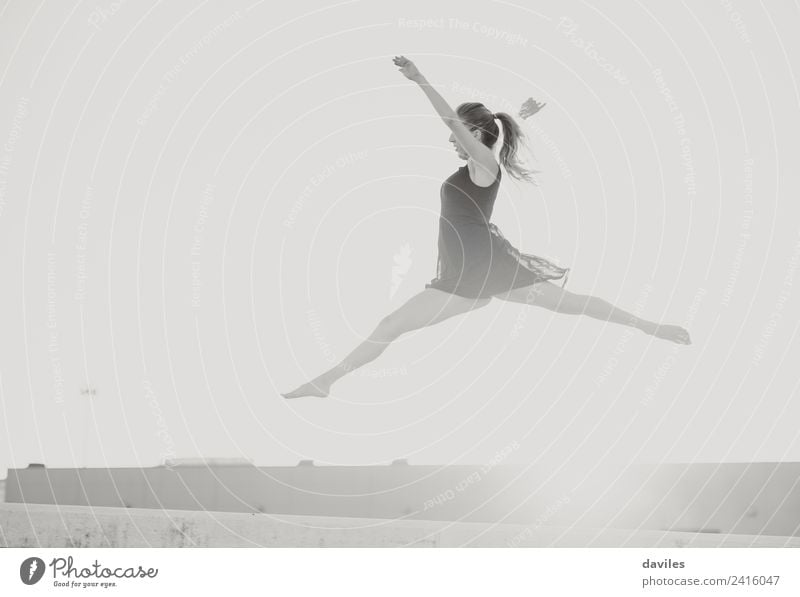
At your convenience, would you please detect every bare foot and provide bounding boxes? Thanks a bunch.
[281,379,331,399]
[641,323,691,345]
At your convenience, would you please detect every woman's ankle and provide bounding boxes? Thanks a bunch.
[313,372,336,390]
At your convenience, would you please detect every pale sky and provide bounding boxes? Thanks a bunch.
[1,0,799,481]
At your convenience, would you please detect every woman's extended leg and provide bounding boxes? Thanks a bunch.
[282,289,492,398]
[494,281,691,344]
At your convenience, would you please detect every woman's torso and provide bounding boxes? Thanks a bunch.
[439,162,502,227]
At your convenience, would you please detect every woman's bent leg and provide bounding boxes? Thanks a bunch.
[494,281,691,344]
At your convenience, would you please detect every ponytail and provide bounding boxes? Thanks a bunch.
[494,112,538,184]
[456,102,539,185]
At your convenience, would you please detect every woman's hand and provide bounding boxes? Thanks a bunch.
[393,55,423,82]
[519,97,547,119]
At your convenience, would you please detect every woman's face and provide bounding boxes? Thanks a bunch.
[448,125,480,160]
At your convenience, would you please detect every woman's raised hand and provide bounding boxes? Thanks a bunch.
[519,97,547,119]
[393,55,423,81]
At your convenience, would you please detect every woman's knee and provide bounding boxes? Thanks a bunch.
[473,297,492,309]
[373,314,408,340]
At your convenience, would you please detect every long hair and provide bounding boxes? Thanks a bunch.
[455,102,538,184]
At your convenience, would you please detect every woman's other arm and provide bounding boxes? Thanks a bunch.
[393,56,496,173]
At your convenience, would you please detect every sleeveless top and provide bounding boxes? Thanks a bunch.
[426,163,571,299]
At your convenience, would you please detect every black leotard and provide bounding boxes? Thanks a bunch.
[425,164,570,299]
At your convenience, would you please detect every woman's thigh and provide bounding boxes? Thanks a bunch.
[379,288,491,336]
[493,281,582,312]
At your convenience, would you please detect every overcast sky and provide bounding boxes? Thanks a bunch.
[1,0,799,480]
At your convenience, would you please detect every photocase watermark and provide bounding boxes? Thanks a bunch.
[47,251,64,404]
[191,183,214,309]
[652,68,696,198]
[397,17,528,47]
[0,96,29,221]
[594,283,654,387]
[720,0,752,45]
[74,184,93,304]
[721,156,754,307]
[449,81,515,114]
[87,0,128,29]
[524,118,573,181]
[676,121,695,198]
[356,365,408,379]
[508,282,546,340]
[283,150,369,229]
[506,492,573,547]
[640,287,706,407]
[506,273,570,341]
[305,307,408,378]
[137,12,242,126]
[557,17,629,85]
[421,441,520,511]
[307,308,337,366]
[37,555,158,588]
[752,226,800,367]
[390,242,413,299]
[142,379,177,467]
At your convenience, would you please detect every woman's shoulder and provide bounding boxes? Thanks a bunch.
[466,160,501,188]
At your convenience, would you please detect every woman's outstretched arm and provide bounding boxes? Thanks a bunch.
[393,55,495,171]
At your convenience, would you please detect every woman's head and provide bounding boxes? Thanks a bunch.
[449,102,537,183]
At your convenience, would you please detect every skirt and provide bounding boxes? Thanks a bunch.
[425,222,571,299]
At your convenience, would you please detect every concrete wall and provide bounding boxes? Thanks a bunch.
[6,462,800,536]
[4,464,551,523]
[3,503,800,548]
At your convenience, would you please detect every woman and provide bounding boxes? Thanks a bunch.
[282,56,690,399]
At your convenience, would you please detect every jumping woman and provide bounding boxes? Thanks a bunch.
[282,56,691,399]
